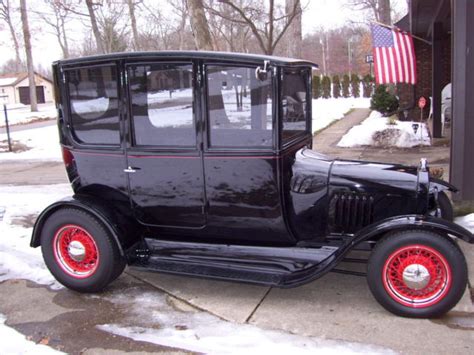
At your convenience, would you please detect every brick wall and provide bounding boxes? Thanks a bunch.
[397,37,451,121]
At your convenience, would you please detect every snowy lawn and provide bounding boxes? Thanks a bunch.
[0,103,56,127]
[0,125,62,161]
[337,111,431,148]
[312,97,370,133]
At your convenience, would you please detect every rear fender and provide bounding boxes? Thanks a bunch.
[352,214,474,245]
[31,195,141,256]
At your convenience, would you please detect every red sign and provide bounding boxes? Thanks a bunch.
[418,96,427,109]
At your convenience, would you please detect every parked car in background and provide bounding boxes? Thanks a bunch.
[31,51,472,318]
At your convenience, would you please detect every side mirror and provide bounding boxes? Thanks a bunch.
[255,60,270,81]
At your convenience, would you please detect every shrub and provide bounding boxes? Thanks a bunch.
[342,74,350,98]
[332,75,341,98]
[350,74,360,98]
[370,84,399,115]
[321,76,331,98]
[362,74,374,98]
[312,75,321,99]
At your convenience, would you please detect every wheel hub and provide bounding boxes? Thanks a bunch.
[402,264,431,290]
[67,240,86,262]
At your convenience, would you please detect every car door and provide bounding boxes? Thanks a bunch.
[201,63,293,244]
[124,61,206,228]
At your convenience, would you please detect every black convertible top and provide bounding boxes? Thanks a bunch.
[54,50,318,68]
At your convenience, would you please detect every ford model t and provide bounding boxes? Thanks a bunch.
[31,51,472,318]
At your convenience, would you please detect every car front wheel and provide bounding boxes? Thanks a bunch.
[367,230,467,318]
[40,208,125,292]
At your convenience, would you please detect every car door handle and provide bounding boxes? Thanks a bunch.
[124,166,140,173]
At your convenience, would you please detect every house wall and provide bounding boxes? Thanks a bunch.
[397,37,451,121]
[0,85,16,105]
[14,74,54,103]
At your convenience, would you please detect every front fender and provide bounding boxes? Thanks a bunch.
[353,214,474,244]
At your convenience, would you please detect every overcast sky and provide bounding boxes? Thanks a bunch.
[0,0,407,69]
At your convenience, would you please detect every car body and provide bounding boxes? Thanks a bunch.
[31,51,473,318]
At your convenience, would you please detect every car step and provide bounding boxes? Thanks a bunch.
[127,239,338,287]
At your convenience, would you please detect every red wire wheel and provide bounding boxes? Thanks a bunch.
[53,224,100,279]
[382,244,452,308]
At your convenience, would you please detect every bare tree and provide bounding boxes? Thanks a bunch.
[187,0,214,50]
[36,0,72,59]
[20,0,37,111]
[85,0,105,53]
[213,0,302,55]
[345,0,392,24]
[169,0,189,50]
[126,0,140,50]
[285,0,302,57]
[0,0,22,72]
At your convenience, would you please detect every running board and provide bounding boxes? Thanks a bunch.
[128,239,339,287]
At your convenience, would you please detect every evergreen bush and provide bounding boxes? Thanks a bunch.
[312,75,321,99]
[332,75,341,98]
[342,74,350,98]
[321,76,331,98]
[370,84,399,115]
[350,74,360,98]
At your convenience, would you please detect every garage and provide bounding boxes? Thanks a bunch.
[18,85,46,104]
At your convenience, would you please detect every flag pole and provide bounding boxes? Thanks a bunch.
[372,21,432,45]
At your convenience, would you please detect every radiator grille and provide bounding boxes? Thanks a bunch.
[330,193,374,233]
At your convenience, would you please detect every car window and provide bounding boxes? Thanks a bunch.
[128,63,195,147]
[66,65,120,145]
[206,65,273,148]
[281,68,310,142]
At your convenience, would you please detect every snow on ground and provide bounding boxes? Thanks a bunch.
[96,289,393,355]
[0,103,56,127]
[0,184,71,288]
[0,314,64,354]
[0,125,62,161]
[337,111,431,148]
[312,97,370,133]
[455,214,474,233]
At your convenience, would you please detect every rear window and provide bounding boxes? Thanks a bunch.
[281,68,310,143]
[66,65,120,145]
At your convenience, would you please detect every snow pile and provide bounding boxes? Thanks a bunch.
[0,103,56,127]
[0,314,63,354]
[97,290,392,355]
[0,184,71,288]
[0,125,62,161]
[455,214,474,233]
[312,97,370,133]
[337,111,431,148]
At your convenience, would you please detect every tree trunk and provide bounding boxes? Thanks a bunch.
[187,0,214,50]
[85,0,104,54]
[20,0,37,112]
[60,16,69,59]
[378,0,391,25]
[285,0,302,58]
[127,0,140,50]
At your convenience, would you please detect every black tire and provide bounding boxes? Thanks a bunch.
[438,191,454,221]
[40,208,126,293]
[367,230,467,318]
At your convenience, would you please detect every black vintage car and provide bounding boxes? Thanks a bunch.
[31,51,472,318]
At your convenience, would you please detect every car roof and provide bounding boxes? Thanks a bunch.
[54,50,318,68]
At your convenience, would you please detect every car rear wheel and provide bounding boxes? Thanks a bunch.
[40,208,125,292]
[367,230,467,318]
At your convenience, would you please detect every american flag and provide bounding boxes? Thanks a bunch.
[370,24,417,85]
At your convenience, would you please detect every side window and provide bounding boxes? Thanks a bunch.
[281,69,310,142]
[128,64,195,147]
[66,65,120,145]
[206,65,273,148]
